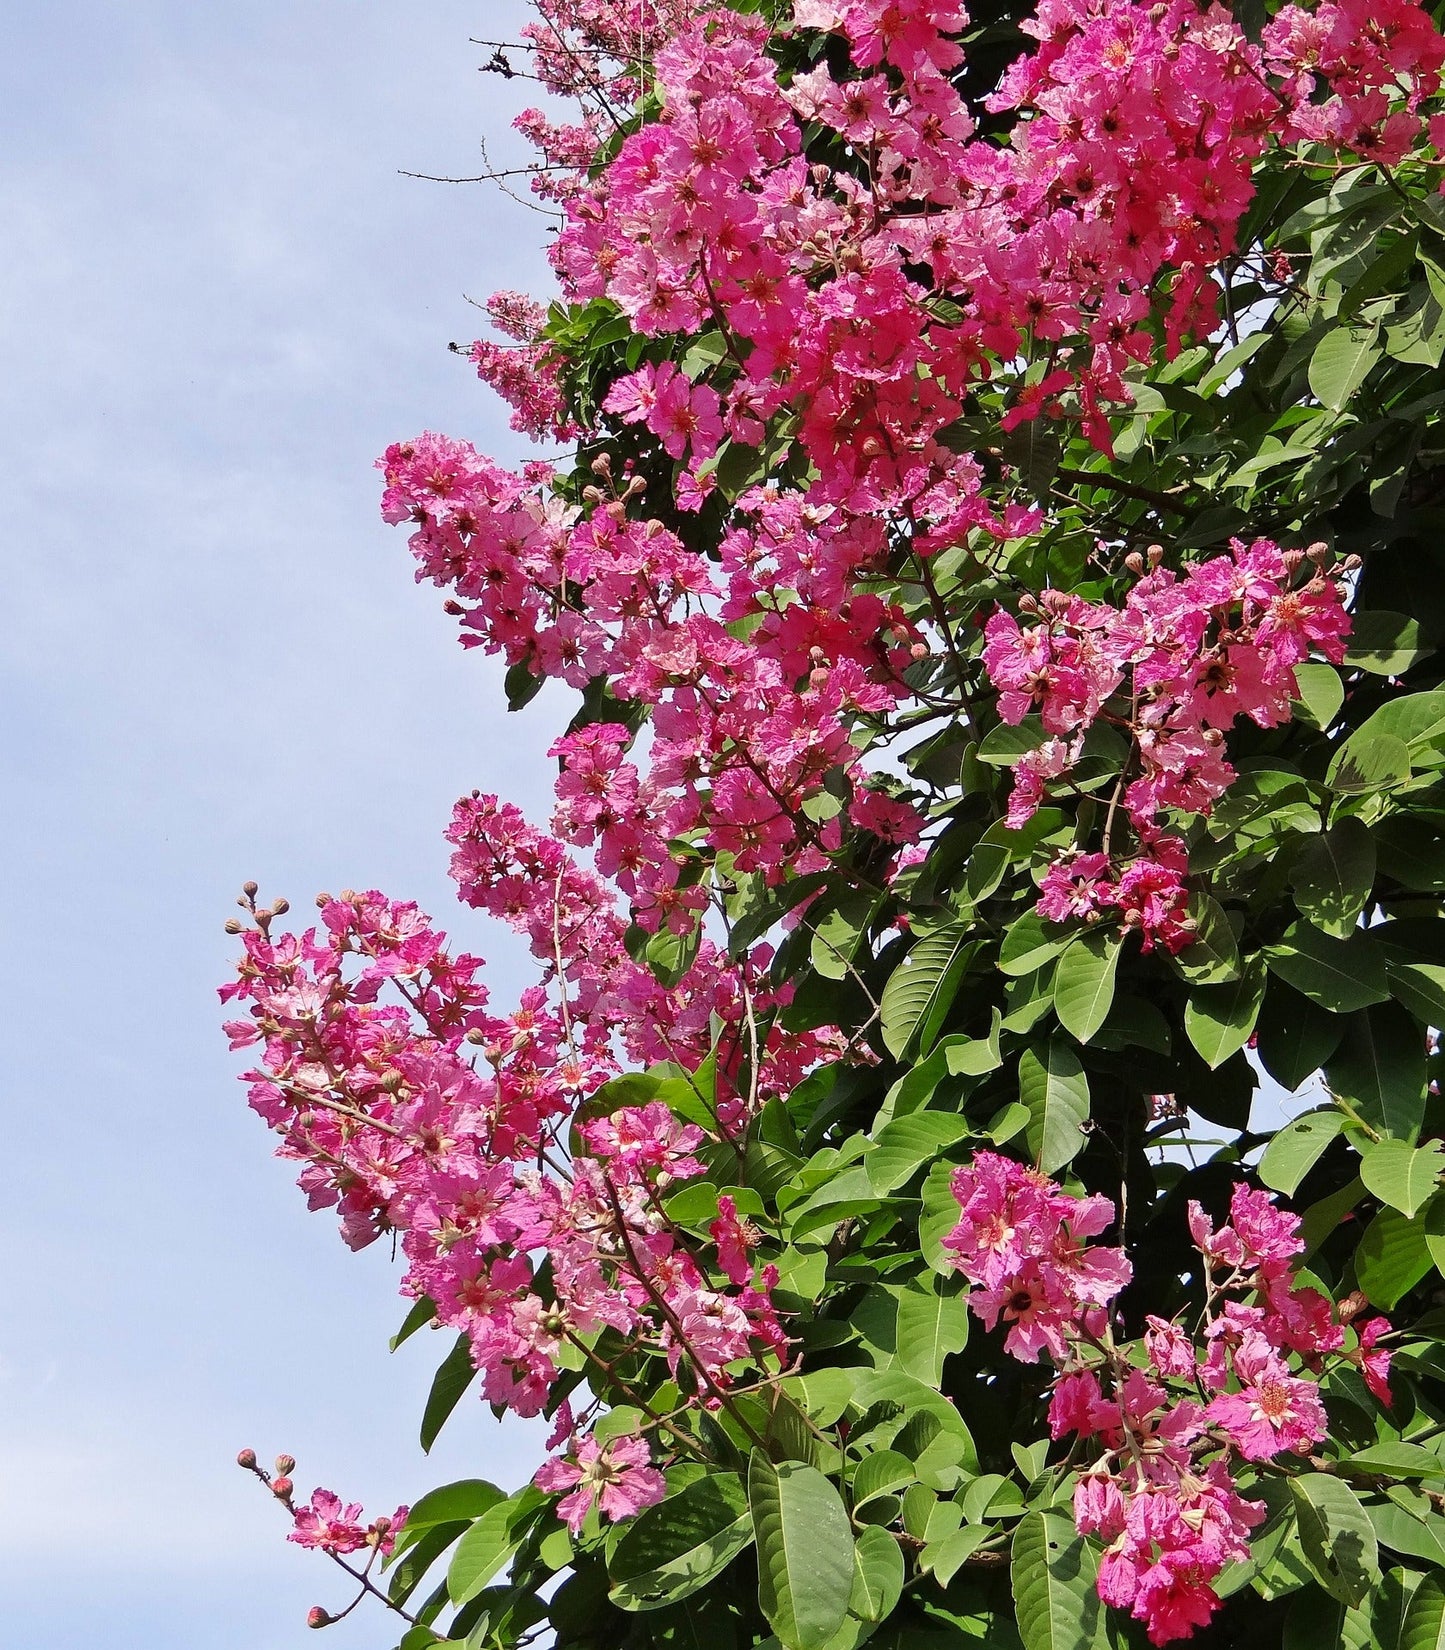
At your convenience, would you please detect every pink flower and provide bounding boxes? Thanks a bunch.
[1356,1317,1394,1406]
[1205,1330,1328,1460]
[289,1489,406,1557]
[533,1430,665,1534]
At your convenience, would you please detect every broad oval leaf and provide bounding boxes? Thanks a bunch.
[1292,816,1376,937]
[608,1473,753,1611]
[1258,1110,1344,1196]
[1011,1509,1109,1650]
[748,1454,855,1650]
[1052,931,1121,1044]
[1360,1138,1445,1221]
[1357,1205,1433,1309]
[1290,1474,1379,1607]
[1265,924,1389,1014]
[867,1112,972,1195]
[880,925,973,1060]
[1020,1040,1090,1175]
[448,1487,544,1605]
[421,1333,479,1453]
[1308,323,1381,410]
[1401,1573,1445,1650]
[1185,955,1267,1070]
[849,1526,904,1624]
[1326,1002,1428,1140]
[893,1274,970,1384]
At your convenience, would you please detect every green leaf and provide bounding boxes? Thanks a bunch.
[391,1296,438,1351]
[1301,1175,1364,1258]
[1284,1585,1371,1650]
[1402,1574,1445,1650]
[1257,980,1346,1091]
[892,1274,970,1385]
[420,1334,478,1453]
[810,893,876,982]
[1370,1502,1445,1567]
[1052,931,1122,1044]
[1259,1110,1345,1196]
[849,1527,904,1624]
[880,924,973,1060]
[867,1112,972,1195]
[1386,959,1445,1028]
[401,1481,504,1538]
[1327,1002,1428,1139]
[923,1524,990,1586]
[608,1474,753,1611]
[1185,955,1267,1069]
[1291,663,1346,731]
[1292,817,1376,937]
[1357,1205,1433,1309]
[852,1451,915,1507]
[448,1488,544,1605]
[749,1454,855,1650]
[1011,1510,1108,1650]
[978,717,1050,765]
[1290,1474,1379,1606]
[1265,924,1389,1013]
[919,1161,963,1274]
[1361,1138,1445,1220]
[1308,323,1381,410]
[999,911,1074,977]
[1350,692,1445,757]
[1020,1040,1091,1176]
[1328,733,1413,795]
[1344,612,1430,677]
[1348,1444,1445,1480]
[1172,893,1241,984]
[1425,1194,1445,1277]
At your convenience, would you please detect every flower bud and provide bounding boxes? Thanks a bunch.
[307,1607,331,1629]
[274,1454,297,1476]
[236,1448,257,1470]
[243,880,259,898]
[272,1476,294,1499]
[1336,1289,1369,1325]
[225,919,244,935]
[1124,552,1145,576]
[272,898,290,916]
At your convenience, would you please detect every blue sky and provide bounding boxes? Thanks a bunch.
[1,4,567,1643]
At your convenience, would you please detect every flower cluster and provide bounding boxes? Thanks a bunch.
[943,1151,1133,1361]
[985,540,1352,949]
[221,885,791,1428]
[945,1160,1390,1644]
[467,290,578,443]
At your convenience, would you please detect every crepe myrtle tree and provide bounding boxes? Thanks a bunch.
[224,2,1445,1646]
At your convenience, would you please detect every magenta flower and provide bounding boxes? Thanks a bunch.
[533,1430,665,1535]
[1205,1331,1328,1461]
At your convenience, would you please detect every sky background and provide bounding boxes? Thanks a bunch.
[1,4,566,1644]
